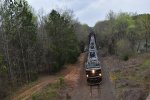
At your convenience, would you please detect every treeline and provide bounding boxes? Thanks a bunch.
[0,0,85,99]
[94,11,150,60]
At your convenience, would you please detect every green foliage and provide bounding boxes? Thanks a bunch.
[116,39,132,60]
[94,11,150,56]
[138,14,150,35]
[74,23,90,44]
[79,41,85,53]
[30,83,60,100]
[94,20,110,49]
[51,62,60,73]
[141,59,150,69]
[123,55,129,61]
[45,10,80,72]
[0,0,80,99]
[114,12,135,39]
[0,0,39,98]
[138,14,150,51]
[58,77,64,87]
[0,54,7,74]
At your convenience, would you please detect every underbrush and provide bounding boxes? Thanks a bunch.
[113,57,150,100]
[29,77,65,100]
[140,59,150,69]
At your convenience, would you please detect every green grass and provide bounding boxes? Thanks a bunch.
[29,77,65,100]
[141,59,150,69]
[29,84,59,100]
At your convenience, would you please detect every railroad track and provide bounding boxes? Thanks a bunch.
[89,85,101,100]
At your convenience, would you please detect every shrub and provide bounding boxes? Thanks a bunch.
[58,77,64,86]
[116,39,132,60]
[123,54,129,61]
[51,62,60,73]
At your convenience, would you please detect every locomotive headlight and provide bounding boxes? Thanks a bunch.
[86,74,88,77]
[99,73,102,76]
[92,70,95,74]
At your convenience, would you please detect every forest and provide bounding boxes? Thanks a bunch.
[0,0,150,99]
[94,11,150,60]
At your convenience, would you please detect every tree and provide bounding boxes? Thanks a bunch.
[106,10,116,54]
[94,10,116,54]
[139,14,150,52]
[45,10,79,72]
[0,0,38,89]
[94,11,139,56]
[0,0,82,99]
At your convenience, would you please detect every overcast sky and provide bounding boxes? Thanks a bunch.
[27,0,150,27]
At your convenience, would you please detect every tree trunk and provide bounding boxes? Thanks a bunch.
[137,39,141,52]
[1,28,13,85]
[18,31,28,83]
[146,37,148,52]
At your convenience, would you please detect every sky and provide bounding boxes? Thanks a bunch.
[27,0,150,27]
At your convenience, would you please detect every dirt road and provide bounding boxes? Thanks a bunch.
[68,52,116,100]
[12,76,57,100]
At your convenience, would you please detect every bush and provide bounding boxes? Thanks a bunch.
[51,62,60,73]
[116,39,132,60]
[30,72,38,82]
[123,54,129,61]
[65,47,80,64]
[58,77,64,86]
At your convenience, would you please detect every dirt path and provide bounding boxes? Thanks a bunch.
[67,52,116,100]
[12,76,57,100]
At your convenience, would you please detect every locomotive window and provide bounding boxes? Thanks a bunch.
[86,62,99,68]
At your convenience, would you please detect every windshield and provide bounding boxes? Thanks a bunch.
[86,62,100,68]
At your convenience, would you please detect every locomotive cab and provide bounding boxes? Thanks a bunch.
[85,61,102,84]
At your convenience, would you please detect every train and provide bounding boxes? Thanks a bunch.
[85,31,102,85]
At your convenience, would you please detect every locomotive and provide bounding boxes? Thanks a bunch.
[85,32,102,85]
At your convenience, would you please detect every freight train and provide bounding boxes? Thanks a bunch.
[85,32,102,85]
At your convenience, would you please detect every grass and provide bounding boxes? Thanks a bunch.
[140,59,150,69]
[29,77,65,100]
[30,84,59,100]
[110,72,118,82]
